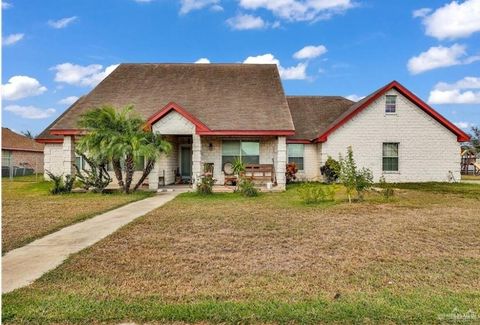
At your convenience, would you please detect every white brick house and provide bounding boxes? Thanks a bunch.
[36,64,469,190]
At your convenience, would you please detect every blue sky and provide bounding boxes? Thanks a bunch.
[2,0,480,137]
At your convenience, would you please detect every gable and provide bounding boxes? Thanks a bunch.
[152,111,196,135]
[316,81,470,143]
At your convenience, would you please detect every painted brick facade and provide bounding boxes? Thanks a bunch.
[320,90,461,182]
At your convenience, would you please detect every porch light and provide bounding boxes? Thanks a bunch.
[208,142,213,151]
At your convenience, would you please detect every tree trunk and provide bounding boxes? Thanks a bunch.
[124,154,135,194]
[112,158,124,188]
[133,159,155,191]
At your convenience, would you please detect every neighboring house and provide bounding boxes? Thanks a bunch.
[2,127,44,176]
[36,64,469,189]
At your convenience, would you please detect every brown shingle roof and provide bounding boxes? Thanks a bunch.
[2,128,44,152]
[286,96,354,140]
[42,64,294,134]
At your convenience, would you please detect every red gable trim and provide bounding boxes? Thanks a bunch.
[197,130,295,136]
[35,138,64,144]
[145,102,211,133]
[315,80,471,143]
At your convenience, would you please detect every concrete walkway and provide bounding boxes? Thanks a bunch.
[2,190,186,294]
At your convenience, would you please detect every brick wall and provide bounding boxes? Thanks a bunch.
[7,150,44,172]
[320,89,461,182]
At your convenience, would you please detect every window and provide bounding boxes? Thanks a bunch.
[75,155,85,170]
[383,143,399,172]
[222,140,259,165]
[287,144,304,170]
[385,95,396,113]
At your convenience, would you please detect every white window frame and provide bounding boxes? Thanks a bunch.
[382,142,399,173]
[287,144,305,171]
[385,95,397,114]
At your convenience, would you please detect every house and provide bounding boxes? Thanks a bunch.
[36,64,470,189]
[2,127,44,176]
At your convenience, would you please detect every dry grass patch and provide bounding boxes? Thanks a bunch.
[2,176,151,253]
[3,183,480,323]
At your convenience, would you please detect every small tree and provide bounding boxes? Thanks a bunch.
[338,147,373,203]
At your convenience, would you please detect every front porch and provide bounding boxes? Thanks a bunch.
[147,134,287,191]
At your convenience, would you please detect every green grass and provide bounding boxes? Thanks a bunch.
[3,290,479,324]
[392,182,480,199]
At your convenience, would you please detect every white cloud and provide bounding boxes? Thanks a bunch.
[293,45,327,60]
[2,2,12,9]
[48,16,77,29]
[4,105,56,119]
[345,94,364,101]
[412,8,431,18]
[52,63,119,87]
[58,96,80,105]
[239,0,354,22]
[179,0,220,14]
[419,0,480,39]
[1,76,47,101]
[428,76,480,104]
[455,121,475,129]
[243,53,307,80]
[2,33,24,46]
[226,14,266,30]
[407,44,468,74]
[134,0,154,2]
[195,58,211,63]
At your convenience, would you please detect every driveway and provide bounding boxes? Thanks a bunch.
[2,189,187,293]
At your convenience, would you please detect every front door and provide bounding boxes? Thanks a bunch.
[180,145,192,180]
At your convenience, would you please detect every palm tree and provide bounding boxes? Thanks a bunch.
[77,105,171,193]
[132,132,172,191]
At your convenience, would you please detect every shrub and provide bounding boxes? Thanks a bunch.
[338,147,373,203]
[74,153,112,193]
[46,170,75,195]
[378,176,395,200]
[238,178,259,197]
[286,162,298,184]
[298,183,336,204]
[197,175,215,195]
[320,156,340,183]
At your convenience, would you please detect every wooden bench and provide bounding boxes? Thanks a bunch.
[244,164,274,184]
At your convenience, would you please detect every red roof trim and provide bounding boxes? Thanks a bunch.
[197,130,295,136]
[287,139,312,144]
[315,80,470,143]
[2,147,44,153]
[145,102,211,133]
[35,138,64,144]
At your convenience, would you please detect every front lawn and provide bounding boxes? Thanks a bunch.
[2,175,152,253]
[3,182,480,323]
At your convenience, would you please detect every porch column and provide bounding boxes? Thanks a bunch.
[148,156,160,191]
[191,134,202,189]
[276,136,287,190]
[62,135,75,177]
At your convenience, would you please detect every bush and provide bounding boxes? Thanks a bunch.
[238,178,259,197]
[320,156,340,183]
[197,175,215,195]
[74,153,112,193]
[46,170,75,195]
[298,183,336,204]
[378,176,395,200]
[286,162,298,184]
[338,147,373,203]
